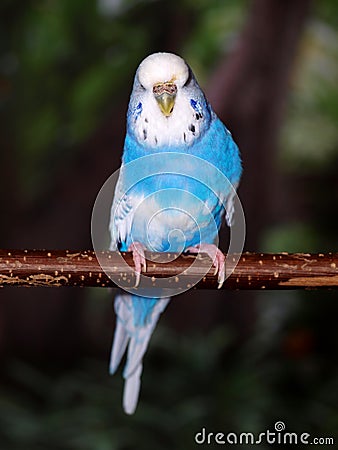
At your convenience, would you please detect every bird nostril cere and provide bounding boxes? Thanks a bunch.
[153,82,177,96]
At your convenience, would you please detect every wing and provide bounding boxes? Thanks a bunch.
[109,170,144,251]
[202,117,242,228]
[224,181,239,227]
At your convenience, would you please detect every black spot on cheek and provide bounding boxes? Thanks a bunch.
[143,129,147,140]
[195,113,202,120]
[145,118,148,123]
[183,132,187,142]
[189,124,195,134]
[154,136,158,144]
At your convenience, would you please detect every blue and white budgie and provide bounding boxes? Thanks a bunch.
[109,52,242,414]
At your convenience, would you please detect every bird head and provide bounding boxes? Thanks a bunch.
[127,52,211,147]
[137,52,190,118]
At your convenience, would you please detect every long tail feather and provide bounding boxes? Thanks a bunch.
[109,320,129,375]
[123,363,142,415]
[110,294,169,414]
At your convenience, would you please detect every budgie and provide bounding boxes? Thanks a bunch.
[109,52,242,414]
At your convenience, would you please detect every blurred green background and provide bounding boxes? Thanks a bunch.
[0,0,337,448]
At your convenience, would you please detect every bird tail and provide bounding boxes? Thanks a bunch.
[109,294,170,414]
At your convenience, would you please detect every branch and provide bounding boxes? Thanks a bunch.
[0,250,337,290]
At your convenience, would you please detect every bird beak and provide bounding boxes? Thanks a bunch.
[153,82,177,117]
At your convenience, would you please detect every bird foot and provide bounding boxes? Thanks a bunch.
[185,244,225,289]
[128,242,147,287]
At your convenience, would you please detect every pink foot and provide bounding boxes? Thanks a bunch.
[128,242,147,287]
[186,244,225,289]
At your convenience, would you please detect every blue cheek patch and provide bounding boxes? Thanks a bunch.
[190,99,201,113]
[133,102,143,120]
[190,99,203,119]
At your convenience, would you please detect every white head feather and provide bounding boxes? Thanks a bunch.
[138,53,189,89]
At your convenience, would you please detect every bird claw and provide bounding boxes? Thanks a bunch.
[186,244,225,289]
[128,242,147,287]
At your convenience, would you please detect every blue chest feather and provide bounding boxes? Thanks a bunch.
[124,116,241,183]
[117,117,241,252]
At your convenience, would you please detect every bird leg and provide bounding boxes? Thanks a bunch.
[128,242,147,287]
[185,243,225,289]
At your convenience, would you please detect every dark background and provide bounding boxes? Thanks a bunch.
[0,0,337,448]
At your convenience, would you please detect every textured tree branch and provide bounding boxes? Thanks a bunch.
[0,250,337,290]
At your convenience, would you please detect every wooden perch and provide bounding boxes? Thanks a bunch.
[0,250,337,290]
